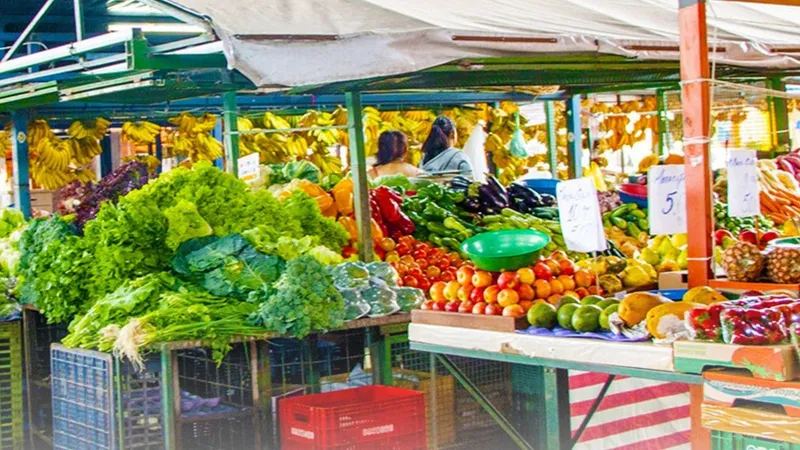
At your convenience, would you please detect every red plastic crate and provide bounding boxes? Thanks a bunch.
[279,385,426,449]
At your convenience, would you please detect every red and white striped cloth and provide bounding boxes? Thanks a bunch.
[569,371,691,450]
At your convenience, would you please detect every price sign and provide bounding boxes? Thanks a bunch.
[161,157,177,173]
[237,153,260,182]
[556,177,607,253]
[727,149,760,218]
[647,165,687,235]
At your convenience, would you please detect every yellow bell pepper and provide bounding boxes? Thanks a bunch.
[331,178,354,216]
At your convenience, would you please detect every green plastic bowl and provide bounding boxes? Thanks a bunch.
[770,237,800,247]
[460,229,551,272]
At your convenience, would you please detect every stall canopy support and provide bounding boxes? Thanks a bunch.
[212,120,224,170]
[154,133,163,174]
[10,110,31,219]
[222,91,239,176]
[566,95,582,179]
[767,75,790,152]
[679,0,714,288]
[656,89,670,155]
[346,91,373,262]
[545,101,558,177]
[100,134,112,177]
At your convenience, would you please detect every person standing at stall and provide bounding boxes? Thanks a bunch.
[420,116,473,176]
[368,131,423,178]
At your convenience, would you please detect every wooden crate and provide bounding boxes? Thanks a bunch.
[411,309,528,333]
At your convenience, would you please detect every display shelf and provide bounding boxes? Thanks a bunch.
[411,310,528,333]
[708,279,800,294]
[409,323,700,384]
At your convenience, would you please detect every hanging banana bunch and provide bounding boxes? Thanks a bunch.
[0,124,11,155]
[122,121,161,145]
[166,112,224,161]
[67,118,110,140]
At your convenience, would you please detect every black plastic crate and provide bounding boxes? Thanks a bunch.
[50,345,164,450]
[0,321,23,450]
[24,307,68,447]
[179,412,262,450]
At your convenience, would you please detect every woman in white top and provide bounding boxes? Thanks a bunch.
[419,116,473,176]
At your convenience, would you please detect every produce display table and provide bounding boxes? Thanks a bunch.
[409,323,703,450]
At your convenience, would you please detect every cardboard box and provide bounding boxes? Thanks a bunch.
[703,402,800,444]
[674,341,799,381]
[704,369,800,416]
[659,271,688,289]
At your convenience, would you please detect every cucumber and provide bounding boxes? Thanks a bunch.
[611,217,628,229]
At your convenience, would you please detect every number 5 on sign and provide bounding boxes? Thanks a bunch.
[648,165,687,235]
[727,150,759,218]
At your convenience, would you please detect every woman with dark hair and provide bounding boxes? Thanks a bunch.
[420,116,473,175]
[368,130,422,178]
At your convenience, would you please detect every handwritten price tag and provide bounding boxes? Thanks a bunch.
[556,177,607,253]
[161,157,177,174]
[727,149,760,218]
[237,153,260,182]
[647,165,687,235]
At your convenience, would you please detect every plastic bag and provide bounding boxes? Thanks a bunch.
[463,123,488,183]
[362,277,400,317]
[720,307,788,345]
[330,262,371,290]
[393,287,425,312]
[366,262,401,287]
[340,288,371,321]
[508,114,528,159]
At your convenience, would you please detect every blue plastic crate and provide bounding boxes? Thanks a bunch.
[50,345,164,450]
[521,178,560,197]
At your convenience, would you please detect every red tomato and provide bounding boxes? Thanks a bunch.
[374,248,386,260]
[416,243,430,253]
[436,260,451,271]
[438,255,451,267]
[440,272,454,282]
[417,277,431,291]
[395,242,410,256]
[412,249,428,260]
[400,255,415,265]
[416,259,429,270]
[408,268,423,279]
[428,254,441,265]
[378,238,396,252]
[403,276,419,288]
[426,266,441,278]
[435,247,448,256]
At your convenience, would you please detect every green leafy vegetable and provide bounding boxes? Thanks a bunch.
[282,190,349,252]
[164,200,213,250]
[247,256,345,338]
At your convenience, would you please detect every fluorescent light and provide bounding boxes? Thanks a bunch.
[108,23,205,34]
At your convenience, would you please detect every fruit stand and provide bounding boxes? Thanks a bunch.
[3,1,800,450]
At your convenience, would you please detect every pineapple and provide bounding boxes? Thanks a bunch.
[722,242,765,281]
[766,246,800,284]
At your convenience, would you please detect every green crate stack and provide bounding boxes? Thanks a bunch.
[0,321,23,450]
[712,430,800,450]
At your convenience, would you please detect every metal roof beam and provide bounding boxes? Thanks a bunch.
[1,0,57,63]
[0,29,133,76]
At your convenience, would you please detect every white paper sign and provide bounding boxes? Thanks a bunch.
[727,149,760,218]
[648,165,687,235]
[161,157,177,173]
[237,153,260,182]
[556,177,607,253]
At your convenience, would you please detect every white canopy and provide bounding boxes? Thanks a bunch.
[156,0,800,87]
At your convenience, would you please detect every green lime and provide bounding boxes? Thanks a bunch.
[527,302,558,329]
[595,299,620,310]
[599,304,620,330]
[572,305,603,332]
[556,295,579,309]
[557,303,580,330]
[580,295,604,306]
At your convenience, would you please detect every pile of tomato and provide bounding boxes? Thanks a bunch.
[379,236,467,291]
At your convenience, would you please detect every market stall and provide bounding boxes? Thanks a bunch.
[3,0,800,449]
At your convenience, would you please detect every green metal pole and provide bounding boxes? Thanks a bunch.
[160,346,175,450]
[345,91,373,262]
[10,110,31,219]
[656,89,670,156]
[543,367,571,450]
[545,101,558,177]
[767,76,790,153]
[222,91,240,176]
[565,95,582,179]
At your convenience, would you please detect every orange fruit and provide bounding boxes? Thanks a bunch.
[549,279,565,295]
[429,282,446,302]
[557,275,576,291]
[574,269,594,288]
[534,279,552,299]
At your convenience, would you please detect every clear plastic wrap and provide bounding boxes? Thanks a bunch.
[362,277,400,317]
[340,288,371,321]
[366,262,401,287]
[720,307,788,345]
[330,262,371,290]
[393,287,425,312]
